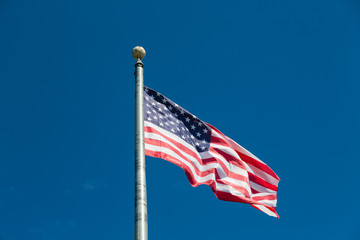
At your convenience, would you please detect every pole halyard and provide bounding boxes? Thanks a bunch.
[133,46,148,240]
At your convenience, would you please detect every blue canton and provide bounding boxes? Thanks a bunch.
[144,86,211,152]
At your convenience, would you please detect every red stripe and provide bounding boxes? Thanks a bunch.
[252,194,277,201]
[210,136,229,146]
[248,172,278,191]
[215,190,255,204]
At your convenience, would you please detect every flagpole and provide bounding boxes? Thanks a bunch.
[132,46,148,240]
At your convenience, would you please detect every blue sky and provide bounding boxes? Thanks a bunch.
[1,0,360,239]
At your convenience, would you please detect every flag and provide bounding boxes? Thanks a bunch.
[143,86,280,217]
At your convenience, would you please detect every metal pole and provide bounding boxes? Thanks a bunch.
[132,46,148,240]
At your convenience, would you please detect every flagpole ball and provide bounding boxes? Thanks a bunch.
[132,46,146,60]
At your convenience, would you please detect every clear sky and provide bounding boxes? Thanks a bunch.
[1,0,360,239]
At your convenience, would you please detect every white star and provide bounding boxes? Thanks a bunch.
[150,95,155,99]
[158,108,162,112]
[152,109,156,113]
[159,115,163,119]
[171,129,175,132]
[156,92,161,96]
[181,127,185,131]
[163,106,167,110]
[190,135,195,139]
[201,146,206,150]
[198,122,202,126]
[185,117,190,122]
[147,110,151,114]
[182,135,186,139]
[180,109,185,115]
[147,117,152,121]
[162,98,167,103]
[170,121,174,125]
[145,96,149,100]
[145,88,149,93]
[174,113,178,118]
[202,139,206,144]
[176,120,180,123]
[146,104,150,107]
[151,102,156,106]
[195,142,200,146]
[177,127,180,131]
[153,116,158,120]
[165,122,169,125]
[196,132,201,137]
[203,128,208,133]
[159,122,164,126]
[169,106,173,110]
[191,125,196,130]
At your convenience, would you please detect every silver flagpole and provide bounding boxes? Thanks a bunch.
[132,46,148,240]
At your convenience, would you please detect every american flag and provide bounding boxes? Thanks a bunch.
[144,86,280,217]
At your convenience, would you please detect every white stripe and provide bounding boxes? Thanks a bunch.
[215,182,247,198]
[250,181,276,194]
[252,204,277,217]
[145,138,252,195]
[210,128,224,139]
[252,192,277,197]
[145,142,248,198]
[226,137,264,163]
[247,164,279,186]
[210,143,241,160]
[256,199,277,207]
